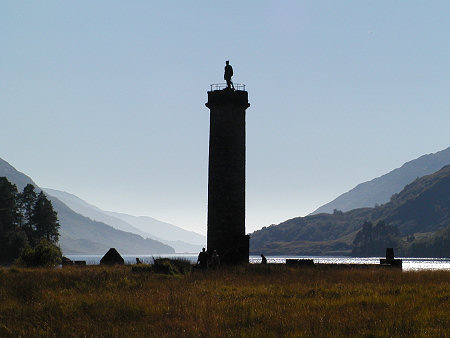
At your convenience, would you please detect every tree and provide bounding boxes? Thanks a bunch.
[0,177,20,233]
[352,220,401,257]
[0,177,23,263]
[31,192,60,244]
[0,178,62,265]
[333,209,343,216]
[17,184,37,238]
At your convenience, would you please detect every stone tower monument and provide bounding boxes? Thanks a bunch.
[205,78,250,264]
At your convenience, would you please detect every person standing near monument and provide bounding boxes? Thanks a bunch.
[224,60,234,89]
[210,249,220,268]
[197,248,209,270]
[260,254,267,264]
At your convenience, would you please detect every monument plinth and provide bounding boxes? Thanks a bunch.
[206,87,250,264]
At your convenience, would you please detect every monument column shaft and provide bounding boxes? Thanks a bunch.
[206,89,250,264]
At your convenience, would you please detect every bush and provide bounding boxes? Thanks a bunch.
[152,257,192,275]
[16,239,62,267]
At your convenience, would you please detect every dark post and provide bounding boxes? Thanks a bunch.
[205,88,250,264]
[386,248,394,261]
[380,247,402,268]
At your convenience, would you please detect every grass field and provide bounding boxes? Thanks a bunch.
[0,264,449,337]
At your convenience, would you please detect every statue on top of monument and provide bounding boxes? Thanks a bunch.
[224,60,234,89]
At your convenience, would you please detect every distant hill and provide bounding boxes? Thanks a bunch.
[250,165,450,256]
[311,147,450,215]
[370,165,450,235]
[0,158,174,255]
[43,188,150,238]
[250,208,370,255]
[105,211,206,252]
[0,158,40,192]
[44,188,205,253]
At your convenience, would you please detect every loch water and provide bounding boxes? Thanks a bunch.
[66,254,450,271]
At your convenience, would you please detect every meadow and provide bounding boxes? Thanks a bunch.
[0,263,449,337]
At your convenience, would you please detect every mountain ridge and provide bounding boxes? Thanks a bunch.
[250,165,450,256]
[0,157,175,255]
[44,188,205,253]
[311,146,450,215]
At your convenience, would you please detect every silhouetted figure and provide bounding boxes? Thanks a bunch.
[210,249,220,268]
[197,247,209,270]
[224,60,234,89]
[136,258,142,264]
[261,254,267,264]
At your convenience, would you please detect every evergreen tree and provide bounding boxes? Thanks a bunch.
[352,220,401,256]
[0,177,24,263]
[0,178,62,265]
[17,184,37,238]
[31,192,60,244]
[0,177,20,233]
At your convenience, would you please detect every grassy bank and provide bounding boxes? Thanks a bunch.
[0,265,449,337]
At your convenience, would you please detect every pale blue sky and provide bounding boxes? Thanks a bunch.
[1,1,449,234]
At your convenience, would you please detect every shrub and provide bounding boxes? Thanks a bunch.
[152,257,191,275]
[16,239,62,267]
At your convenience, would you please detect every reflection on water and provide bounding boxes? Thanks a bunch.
[248,256,450,271]
[65,254,450,271]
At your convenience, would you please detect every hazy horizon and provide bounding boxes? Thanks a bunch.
[2,2,449,235]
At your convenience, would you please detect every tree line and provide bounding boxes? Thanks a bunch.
[351,220,400,256]
[0,177,61,265]
[352,219,450,257]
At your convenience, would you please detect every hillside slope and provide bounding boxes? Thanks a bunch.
[311,147,450,214]
[44,188,150,238]
[251,165,450,256]
[0,158,174,254]
[44,188,205,253]
[372,165,450,234]
[106,211,205,245]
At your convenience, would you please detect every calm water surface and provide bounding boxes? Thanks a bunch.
[66,254,450,271]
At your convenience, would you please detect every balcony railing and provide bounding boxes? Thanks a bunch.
[210,83,246,91]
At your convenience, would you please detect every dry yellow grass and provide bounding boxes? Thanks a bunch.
[0,264,449,337]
